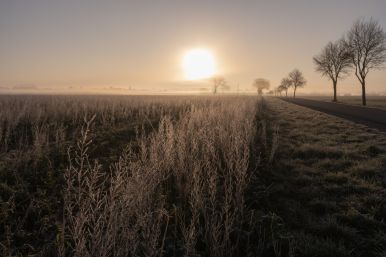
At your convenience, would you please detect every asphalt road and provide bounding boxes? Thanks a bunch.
[281,97,386,132]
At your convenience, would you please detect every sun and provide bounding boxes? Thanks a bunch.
[182,48,216,80]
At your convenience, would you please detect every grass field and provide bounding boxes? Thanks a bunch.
[1,95,386,257]
[263,98,386,257]
[301,95,386,109]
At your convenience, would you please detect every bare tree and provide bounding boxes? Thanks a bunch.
[276,85,284,97]
[346,18,386,105]
[211,77,228,94]
[277,85,285,97]
[289,69,306,98]
[252,78,270,95]
[313,39,352,102]
[279,78,292,97]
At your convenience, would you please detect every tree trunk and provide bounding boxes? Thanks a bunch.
[293,86,297,98]
[285,90,288,97]
[333,80,337,102]
[361,80,366,106]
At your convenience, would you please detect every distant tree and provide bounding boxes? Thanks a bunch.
[289,69,306,98]
[279,77,292,97]
[313,39,352,102]
[277,85,285,97]
[267,90,274,95]
[252,78,270,95]
[275,86,284,96]
[211,76,228,94]
[346,18,386,105]
[278,88,283,96]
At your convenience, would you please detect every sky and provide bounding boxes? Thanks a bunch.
[1,0,386,94]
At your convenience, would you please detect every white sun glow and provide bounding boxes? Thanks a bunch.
[182,48,216,80]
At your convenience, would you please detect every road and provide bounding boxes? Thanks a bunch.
[281,97,386,132]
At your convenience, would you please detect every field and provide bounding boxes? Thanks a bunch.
[1,95,386,257]
[265,98,386,256]
[301,95,386,109]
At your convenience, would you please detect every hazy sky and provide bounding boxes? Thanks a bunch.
[1,0,386,94]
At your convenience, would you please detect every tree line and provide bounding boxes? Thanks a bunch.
[314,18,386,105]
[209,74,306,97]
[272,69,307,97]
[252,18,386,103]
[208,18,385,103]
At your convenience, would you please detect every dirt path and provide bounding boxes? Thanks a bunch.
[280,97,386,132]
